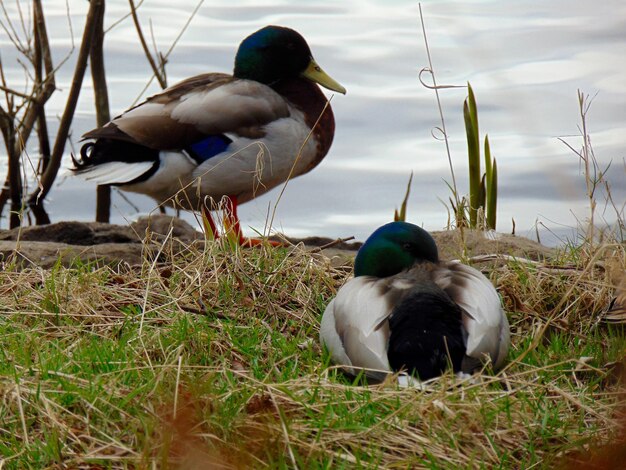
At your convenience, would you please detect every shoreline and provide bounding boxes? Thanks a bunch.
[0,214,554,269]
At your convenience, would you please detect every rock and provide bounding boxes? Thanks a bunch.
[0,220,137,245]
[291,230,553,260]
[290,229,554,272]
[130,215,203,243]
[0,240,146,269]
[0,215,203,269]
[0,216,553,269]
[430,229,553,261]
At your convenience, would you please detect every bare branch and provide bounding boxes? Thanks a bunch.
[130,0,203,105]
[28,0,104,208]
[105,0,145,33]
[0,0,57,225]
[33,0,51,185]
[0,83,32,100]
[163,0,204,59]
[90,1,112,223]
[128,0,167,89]
[35,0,54,80]
[0,2,27,54]
[5,95,21,228]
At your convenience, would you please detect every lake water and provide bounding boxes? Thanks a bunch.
[1,0,625,245]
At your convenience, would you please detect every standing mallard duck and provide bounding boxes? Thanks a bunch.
[72,25,346,244]
[320,221,510,382]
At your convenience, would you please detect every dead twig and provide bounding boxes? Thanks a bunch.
[89,1,112,223]
[27,0,104,214]
[128,0,167,89]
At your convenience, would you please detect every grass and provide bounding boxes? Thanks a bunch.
[0,229,625,469]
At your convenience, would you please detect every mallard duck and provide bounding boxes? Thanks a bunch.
[72,25,346,244]
[320,221,510,382]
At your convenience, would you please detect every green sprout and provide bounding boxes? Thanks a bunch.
[463,82,498,230]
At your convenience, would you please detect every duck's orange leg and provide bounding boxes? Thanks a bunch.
[223,195,283,247]
[223,195,244,245]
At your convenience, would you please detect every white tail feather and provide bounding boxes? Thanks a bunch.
[74,161,154,185]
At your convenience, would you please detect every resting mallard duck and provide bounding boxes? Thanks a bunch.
[72,25,346,244]
[320,221,510,382]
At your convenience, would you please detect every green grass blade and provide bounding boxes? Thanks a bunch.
[394,172,413,222]
[467,83,479,137]
[487,158,498,229]
[485,135,497,230]
[463,84,481,228]
[479,173,487,214]
[484,133,492,184]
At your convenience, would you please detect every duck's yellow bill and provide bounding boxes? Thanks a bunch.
[303,59,346,94]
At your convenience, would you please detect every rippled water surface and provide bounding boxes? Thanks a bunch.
[1,0,624,244]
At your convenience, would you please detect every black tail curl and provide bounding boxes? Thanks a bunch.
[70,142,95,170]
[70,138,160,185]
[71,139,159,170]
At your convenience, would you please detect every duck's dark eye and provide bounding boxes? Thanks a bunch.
[402,242,413,251]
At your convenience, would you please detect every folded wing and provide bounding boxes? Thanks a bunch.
[433,261,510,370]
[320,276,394,380]
[82,73,291,150]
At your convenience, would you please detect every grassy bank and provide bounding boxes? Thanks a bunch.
[0,232,624,468]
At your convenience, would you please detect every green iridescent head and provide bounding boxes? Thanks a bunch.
[354,222,439,278]
[234,25,346,93]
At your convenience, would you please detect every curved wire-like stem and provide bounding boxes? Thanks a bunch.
[418,3,460,211]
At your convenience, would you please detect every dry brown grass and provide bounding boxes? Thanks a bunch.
[0,230,625,468]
